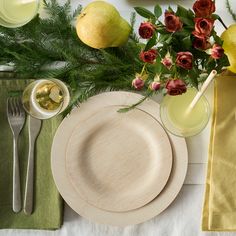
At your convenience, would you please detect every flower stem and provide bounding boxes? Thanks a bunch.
[140,63,147,75]
[118,91,154,113]
[218,17,228,30]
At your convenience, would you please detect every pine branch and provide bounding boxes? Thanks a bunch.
[226,0,236,22]
[129,12,140,43]
[0,0,142,114]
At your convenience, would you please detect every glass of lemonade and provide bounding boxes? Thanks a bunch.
[0,0,40,28]
[22,79,71,120]
[160,88,210,137]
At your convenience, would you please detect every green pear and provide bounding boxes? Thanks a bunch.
[76,1,131,49]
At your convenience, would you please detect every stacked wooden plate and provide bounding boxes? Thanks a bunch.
[0,0,39,28]
[51,92,188,226]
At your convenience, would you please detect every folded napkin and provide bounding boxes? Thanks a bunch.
[202,71,236,231]
[0,78,63,229]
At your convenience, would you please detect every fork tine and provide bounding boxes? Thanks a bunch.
[15,97,21,117]
[7,97,14,116]
[18,97,25,117]
[14,97,20,116]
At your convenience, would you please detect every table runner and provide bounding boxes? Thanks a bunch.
[202,72,236,231]
[0,79,63,229]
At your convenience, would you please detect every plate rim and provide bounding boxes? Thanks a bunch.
[65,104,173,212]
[51,91,188,226]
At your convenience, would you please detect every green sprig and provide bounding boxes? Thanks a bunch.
[0,0,143,114]
[226,0,236,22]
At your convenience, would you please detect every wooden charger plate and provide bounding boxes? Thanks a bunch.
[66,105,172,212]
[51,92,188,226]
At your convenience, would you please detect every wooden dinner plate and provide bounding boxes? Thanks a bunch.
[66,106,172,212]
[51,92,188,226]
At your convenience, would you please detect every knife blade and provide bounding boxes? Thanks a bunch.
[23,116,42,215]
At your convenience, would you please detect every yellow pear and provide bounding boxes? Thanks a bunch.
[76,1,131,49]
[221,24,236,73]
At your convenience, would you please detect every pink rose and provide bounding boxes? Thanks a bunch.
[150,81,161,91]
[132,77,145,90]
[176,52,193,70]
[193,18,214,37]
[210,44,224,59]
[139,22,155,39]
[139,49,157,64]
[165,79,187,96]
[164,11,183,33]
[161,54,173,70]
[193,0,215,17]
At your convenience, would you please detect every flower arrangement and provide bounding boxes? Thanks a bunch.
[132,0,229,96]
[0,0,233,114]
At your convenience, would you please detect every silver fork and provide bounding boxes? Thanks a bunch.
[7,97,26,213]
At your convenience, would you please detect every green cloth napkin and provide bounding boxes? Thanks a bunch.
[0,79,63,229]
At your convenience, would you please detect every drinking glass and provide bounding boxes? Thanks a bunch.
[0,0,40,28]
[22,79,71,119]
[160,88,210,137]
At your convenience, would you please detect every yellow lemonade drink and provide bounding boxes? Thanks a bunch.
[160,88,210,137]
[0,0,39,27]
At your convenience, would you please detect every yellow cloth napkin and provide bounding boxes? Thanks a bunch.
[202,72,236,231]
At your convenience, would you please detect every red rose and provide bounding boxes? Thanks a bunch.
[139,49,157,64]
[192,31,211,50]
[211,44,224,59]
[150,81,161,91]
[165,79,187,96]
[132,77,145,90]
[139,22,155,39]
[164,11,183,33]
[193,0,215,17]
[176,52,193,70]
[193,18,214,37]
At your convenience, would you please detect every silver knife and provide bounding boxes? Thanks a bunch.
[23,116,42,215]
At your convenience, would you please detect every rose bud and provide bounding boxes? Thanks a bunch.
[139,49,158,64]
[161,53,173,70]
[176,52,193,70]
[165,79,187,96]
[210,44,224,59]
[164,11,183,33]
[193,18,214,37]
[139,22,155,39]
[193,0,215,17]
[150,81,161,91]
[132,77,145,90]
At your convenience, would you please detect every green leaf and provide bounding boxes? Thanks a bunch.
[180,17,194,27]
[176,5,190,18]
[168,6,174,13]
[206,58,217,73]
[182,36,192,50]
[156,28,168,34]
[145,34,157,51]
[154,4,162,18]
[212,14,220,20]
[216,54,230,72]
[187,67,199,88]
[134,7,155,19]
[159,34,172,44]
[188,9,194,18]
[212,30,223,45]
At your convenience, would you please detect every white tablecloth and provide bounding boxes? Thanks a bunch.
[1,0,236,235]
